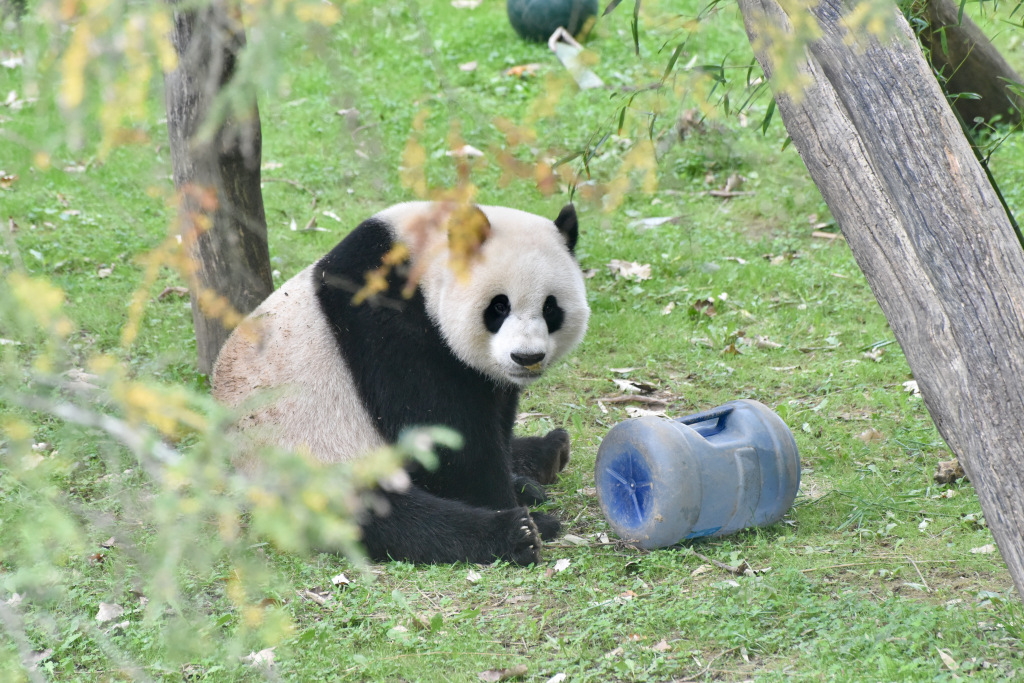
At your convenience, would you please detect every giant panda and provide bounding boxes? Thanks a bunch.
[212,201,590,565]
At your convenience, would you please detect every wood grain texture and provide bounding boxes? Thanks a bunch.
[164,0,273,374]
[738,0,1024,598]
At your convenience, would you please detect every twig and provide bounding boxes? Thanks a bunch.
[800,558,957,573]
[690,549,747,576]
[906,555,931,592]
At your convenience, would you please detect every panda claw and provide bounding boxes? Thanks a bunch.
[499,507,542,565]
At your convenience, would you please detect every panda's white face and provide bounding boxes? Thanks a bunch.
[417,205,590,388]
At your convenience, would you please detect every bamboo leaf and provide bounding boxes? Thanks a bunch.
[761,97,776,135]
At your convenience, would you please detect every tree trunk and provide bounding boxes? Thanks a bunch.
[917,0,1024,126]
[165,0,273,375]
[737,0,1024,600]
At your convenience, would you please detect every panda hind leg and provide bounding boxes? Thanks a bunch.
[359,486,542,565]
[511,428,571,485]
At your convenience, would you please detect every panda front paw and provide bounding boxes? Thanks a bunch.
[537,428,571,484]
[513,474,548,505]
[530,511,562,541]
[497,507,542,565]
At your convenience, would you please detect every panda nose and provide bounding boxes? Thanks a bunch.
[511,352,546,367]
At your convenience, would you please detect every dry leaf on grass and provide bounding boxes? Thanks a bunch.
[934,459,967,485]
[331,572,350,586]
[937,647,959,671]
[478,664,527,682]
[95,602,124,622]
[242,647,275,668]
[467,568,482,583]
[611,378,657,394]
[446,144,484,158]
[626,405,666,418]
[606,259,652,281]
[970,544,996,555]
[505,63,540,78]
[692,297,716,317]
[857,428,884,444]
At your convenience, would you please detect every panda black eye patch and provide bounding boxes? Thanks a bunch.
[484,294,511,333]
[543,295,564,333]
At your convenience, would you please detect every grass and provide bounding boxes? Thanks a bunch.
[2,0,1024,680]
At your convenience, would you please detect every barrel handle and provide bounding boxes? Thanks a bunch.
[676,406,733,427]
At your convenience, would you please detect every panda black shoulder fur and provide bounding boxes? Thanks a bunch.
[213,201,590,565]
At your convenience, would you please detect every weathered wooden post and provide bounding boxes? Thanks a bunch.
[165,0,273,374]
[736,0,1024,599]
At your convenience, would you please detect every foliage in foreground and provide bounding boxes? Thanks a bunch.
[2,0,1024,680]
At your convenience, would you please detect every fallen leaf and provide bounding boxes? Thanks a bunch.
[459,61,478,72]
[755,336,782,349]
[446,144,484,158]
[611,378,656,394]
[554,558,571,572]
[562,534,587,546]
[606,259,651,281]
[243,647,275,668]
[478,664,527,682]
[467,568,482,583]
[934,459,967,485]
[625,405,666,418]
[691,564,711,577]
[862,348,885,362]
[661,301,676,315]
[331,572,350,586]
[629,216,678,230]
[970,544,996,555]
[100,537,116,548]
[651,639,671,652]
[903,380,921,396]
[298,589,328,606]
[0,173,17,188]
[546,674,567,683]
[857,427,883,444]
[452,0,482,7]
[619,590,637,599]
[96,602,124,622]
[157,286,189,300]
[505,63,541,78]
[937,647,959,671]
[609,367,636,374]
[691,297,716,317]
[97,266,113,278]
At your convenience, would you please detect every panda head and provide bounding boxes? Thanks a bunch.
[415,203,590,388]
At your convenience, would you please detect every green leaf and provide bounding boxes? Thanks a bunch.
[761,98,776,135]
[663,42,686,81]
[603,0,625,15]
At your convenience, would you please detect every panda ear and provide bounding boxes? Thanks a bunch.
[553,203,578,254]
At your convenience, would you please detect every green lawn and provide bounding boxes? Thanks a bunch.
[2,0,1023,680]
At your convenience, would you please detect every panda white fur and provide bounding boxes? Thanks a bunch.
[213,201,590,565]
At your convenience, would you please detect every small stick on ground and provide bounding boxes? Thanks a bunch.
[690,549,747,576]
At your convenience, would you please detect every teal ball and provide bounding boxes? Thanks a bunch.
[507,0,599,43]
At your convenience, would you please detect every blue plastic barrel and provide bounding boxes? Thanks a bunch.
[595,399,800,549]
